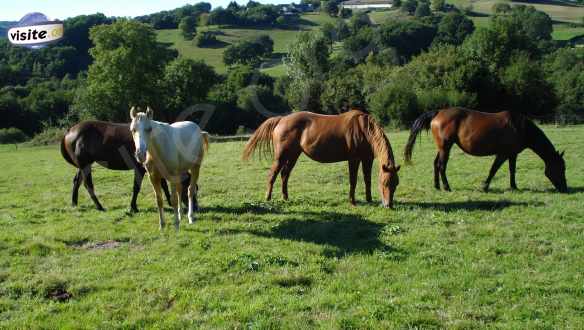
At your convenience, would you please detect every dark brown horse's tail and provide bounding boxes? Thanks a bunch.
[404,110,439,164]
[60,132,77,167]
[242,116,282,161]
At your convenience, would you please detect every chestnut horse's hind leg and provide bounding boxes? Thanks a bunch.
[280,152,300,201]
[71,169,83,207]
[483,155,507,192]
[348,159,360,206]
[266,159,284,201]
[509,154,518,190]
[80,165,105,211]
[362,157,373,202]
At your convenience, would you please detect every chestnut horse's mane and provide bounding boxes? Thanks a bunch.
[357,113,396,167]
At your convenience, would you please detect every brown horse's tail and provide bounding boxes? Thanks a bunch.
[404,110,439,164]
[242,116,282,161]
[60,131,77,167]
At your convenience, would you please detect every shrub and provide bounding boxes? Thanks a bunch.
[195,31,217,47]
[369,83,418,126]
[27,127,65,146]
[0,128,28,144]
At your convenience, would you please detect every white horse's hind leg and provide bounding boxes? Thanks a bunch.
[170,180,182,230]
[188,164,201,224]
[148,171,165,230]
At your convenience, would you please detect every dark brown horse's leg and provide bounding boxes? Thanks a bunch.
[438,146,452,191]
[348,160,360,205]
[482,155,507,192]
[71,169,83,207]
[80,165,105,211]
[362,157,373,202]
[508,155,518,190]
[266,159,284,201]
[433,153,441,190]
[130,167,145,212]
[281,153,300,201]
[160,179,172,206]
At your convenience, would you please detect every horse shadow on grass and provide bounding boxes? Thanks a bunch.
[398,199,542,212]
[202,206,406,259]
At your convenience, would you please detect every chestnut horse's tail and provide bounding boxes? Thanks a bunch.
[404,110,439,164]
[242,116,283,161]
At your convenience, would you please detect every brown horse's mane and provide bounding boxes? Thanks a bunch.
[357,113,395,167]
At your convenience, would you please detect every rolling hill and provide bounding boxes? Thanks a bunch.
[0,21,16,38]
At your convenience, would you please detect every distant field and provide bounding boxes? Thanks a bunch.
[454,0,584,40]
[156,13,334,75]
[1,125,584,327]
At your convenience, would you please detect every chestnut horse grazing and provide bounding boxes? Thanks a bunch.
[404,107,567,192]
[130,107,209,230]
[242,110,400,207]
[61,121,181,212]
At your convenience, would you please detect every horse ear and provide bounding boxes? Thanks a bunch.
[560,150,565,158]
[382,164,390,172]
[130,106,137,119]
[395,165,401,172]
[146,106,153,119]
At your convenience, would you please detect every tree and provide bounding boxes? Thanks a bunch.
[415,2,432,17]
[492,2,512,14]
[284,32,331,110]
[209,7,237,26]
[77,20,176,121]
[401,0,417,14]
[162,58,218,117]
[350,11,372,33]
[545,48,584,123]
[223,36,274,66]
[434,12,475,45]
[369,82,418,126]
[195,31,217,47]
[431,0,445,12]
[179,16,197,40]
[322,0,340,17]
[376,20,437,61]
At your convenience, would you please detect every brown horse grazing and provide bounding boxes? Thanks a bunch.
[404,107,567,193]
[61,121,188,212]
[242,110,401,207]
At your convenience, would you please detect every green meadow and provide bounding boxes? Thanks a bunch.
[1,125,584,328]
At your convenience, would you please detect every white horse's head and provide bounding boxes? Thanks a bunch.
[129,106,154,164]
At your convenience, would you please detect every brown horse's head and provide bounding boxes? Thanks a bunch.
[545,150,567,193]
[379,164,400,208]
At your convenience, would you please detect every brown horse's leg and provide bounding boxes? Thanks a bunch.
[362,157,373,202]
[266,159,284,201]
[348,159,360,206]
[71,169,83,207]
[509,155,518,190]
[281,153,300,201]
[80,165,105,211]
[130,167,145,212]
[160,179,172,206]
[433,153,441,190]
[483,155,507,192]
[438,146,452,192]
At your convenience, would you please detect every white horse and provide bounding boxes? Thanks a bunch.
[130,106,209,230]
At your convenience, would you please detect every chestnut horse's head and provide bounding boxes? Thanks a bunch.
[545,150,567,193]
[129,106,154,164]
[379,164,400,208]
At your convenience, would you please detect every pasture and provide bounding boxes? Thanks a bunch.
[1,125,584,328]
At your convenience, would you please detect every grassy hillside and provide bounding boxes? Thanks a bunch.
[156,13,335,76]
[0,21,16,38]
[0,125,583,327]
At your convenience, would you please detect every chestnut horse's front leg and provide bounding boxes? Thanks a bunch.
[348,160,360,206]
[362,158,373,202]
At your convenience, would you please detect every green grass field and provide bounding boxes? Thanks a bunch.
[1,125,584,328]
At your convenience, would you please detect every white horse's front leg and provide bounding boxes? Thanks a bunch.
[188,165,201,224]
[149,172,165,230]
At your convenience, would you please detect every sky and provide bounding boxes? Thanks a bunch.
[0,0,292,21]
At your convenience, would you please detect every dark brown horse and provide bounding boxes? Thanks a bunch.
[61,121,188,212]
[242,110,400,207]
[404,107,567,192]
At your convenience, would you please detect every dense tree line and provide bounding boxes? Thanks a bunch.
[282,4,584,126]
